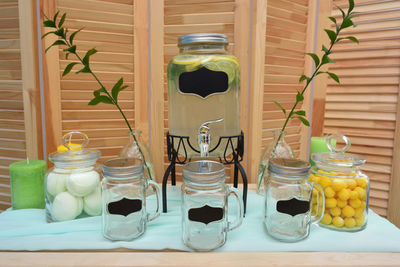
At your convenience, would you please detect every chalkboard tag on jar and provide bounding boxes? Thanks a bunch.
[107,198,142,217]
[188,205,224,224]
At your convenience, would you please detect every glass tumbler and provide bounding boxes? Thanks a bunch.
[102,158,161,241]
[181,160,243,251]
[264,158,325,242]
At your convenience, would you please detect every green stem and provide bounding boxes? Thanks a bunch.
[62,35,153,180]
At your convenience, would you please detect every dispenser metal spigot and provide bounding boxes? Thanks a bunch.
[198,118,224,157]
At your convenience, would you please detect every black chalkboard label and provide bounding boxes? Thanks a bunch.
[179,67,228,98]
[188,205,224,224]
[276,198,310,217]
[107,198,142,217]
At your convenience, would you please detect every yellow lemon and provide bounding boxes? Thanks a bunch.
[325,198,337,208]
[355,214,365,226]
[332,216,344,228]
[330,207,341,217]
[319,177,332,188]
[332,179,347,191]
[344,217,356,228]
[350,190,359,200]
[356,177,368,188]
[354,207,364,218]
[337,199,347,208]
[355,187,366,200]
[324,187,335,198]
[321,214,332,225]
[342,205,355,218]
[338,188,350,201]
[347,179,357,189]
[350,198,362,209]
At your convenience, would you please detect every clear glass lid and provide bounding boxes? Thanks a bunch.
[311,134,366,168]
[48,132,101,167]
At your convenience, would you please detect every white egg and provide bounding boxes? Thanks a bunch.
[83,185,102,216]
[66,170,100,197]
[51,192,80,221]
[46,171,68,196]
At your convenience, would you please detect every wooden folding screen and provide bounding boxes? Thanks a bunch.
[41,0,138,165]
[312,0,400,222]
[0,0,41,211]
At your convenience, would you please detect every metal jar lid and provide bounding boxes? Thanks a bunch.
[178,33,228,47]
[183,160,226,184]
[48,132,101,168]
[103,157,143,178]
[268,158,311,178]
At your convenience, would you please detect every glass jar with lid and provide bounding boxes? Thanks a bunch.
[310,134,369,231]
[45,132,101,222]
[167,33,240,158]
[264,158,325,242]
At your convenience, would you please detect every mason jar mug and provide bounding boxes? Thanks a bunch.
[101,158,161,241]
[181,160,243,251]
[264,158,325,242]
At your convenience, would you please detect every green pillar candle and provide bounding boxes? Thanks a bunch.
[9,160,46,209]
[309,137,336,166]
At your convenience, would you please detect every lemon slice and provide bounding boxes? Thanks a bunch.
[172,55,201,66]
[203,59,238,84]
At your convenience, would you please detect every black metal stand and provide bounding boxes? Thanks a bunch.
[162,131,248,215]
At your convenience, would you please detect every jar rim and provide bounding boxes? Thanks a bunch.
[178,33,228,47]
[183,160,226,184]
[268,158,310,179]
[103,157,143,178]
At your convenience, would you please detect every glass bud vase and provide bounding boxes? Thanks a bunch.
[256,130,295,195]
[119,131,156,181]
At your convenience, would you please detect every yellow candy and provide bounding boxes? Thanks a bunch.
[338,188,350,201]
[330,207,341,217]
[354,207,364,218]
[360,201,367,210]
[321,214,332,225]
[344,217,356,228]
[337,199,347,208]
[355,187,366,200]
[356,214,365,226]
[332,179,347,191]
[320,177,332,188]
[332,216,344,227]
[324,187,335,198]
[347,179,357,189]
[326,198,337,208]
[356,177,368,188]
[350,190,359,200]
[350,198,362,209]
[342,205,355,218]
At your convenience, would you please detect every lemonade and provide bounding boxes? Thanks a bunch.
[168,34,241,158]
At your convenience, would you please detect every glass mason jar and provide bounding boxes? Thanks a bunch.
[264,158,325,242]
[181,160,243,251]
[119,130,155,181]
[167,33,241,158]
[45,132,101,222]
[257,130,295,195]
[102,158,161,241]
[310,134,369,231]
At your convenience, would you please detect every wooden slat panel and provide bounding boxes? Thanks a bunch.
[319,0,400,218]
[53,0,136,164]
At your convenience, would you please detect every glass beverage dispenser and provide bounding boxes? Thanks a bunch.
[167,33,241,158]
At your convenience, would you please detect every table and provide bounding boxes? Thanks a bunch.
[1,185,400,266]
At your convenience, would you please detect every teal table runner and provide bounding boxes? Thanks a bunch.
[0,187,399,252]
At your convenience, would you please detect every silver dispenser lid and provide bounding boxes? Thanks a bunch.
[178,33,228,47]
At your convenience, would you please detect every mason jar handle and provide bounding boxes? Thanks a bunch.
[227,186,244,231]
[311,183,325,224]
[146,180,161,222]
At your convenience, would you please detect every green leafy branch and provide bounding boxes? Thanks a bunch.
[273,0,359,150]
[42,12,153,180]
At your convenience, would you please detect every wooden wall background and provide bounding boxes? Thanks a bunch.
[311,0,400,222]
[0,0,399,227]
